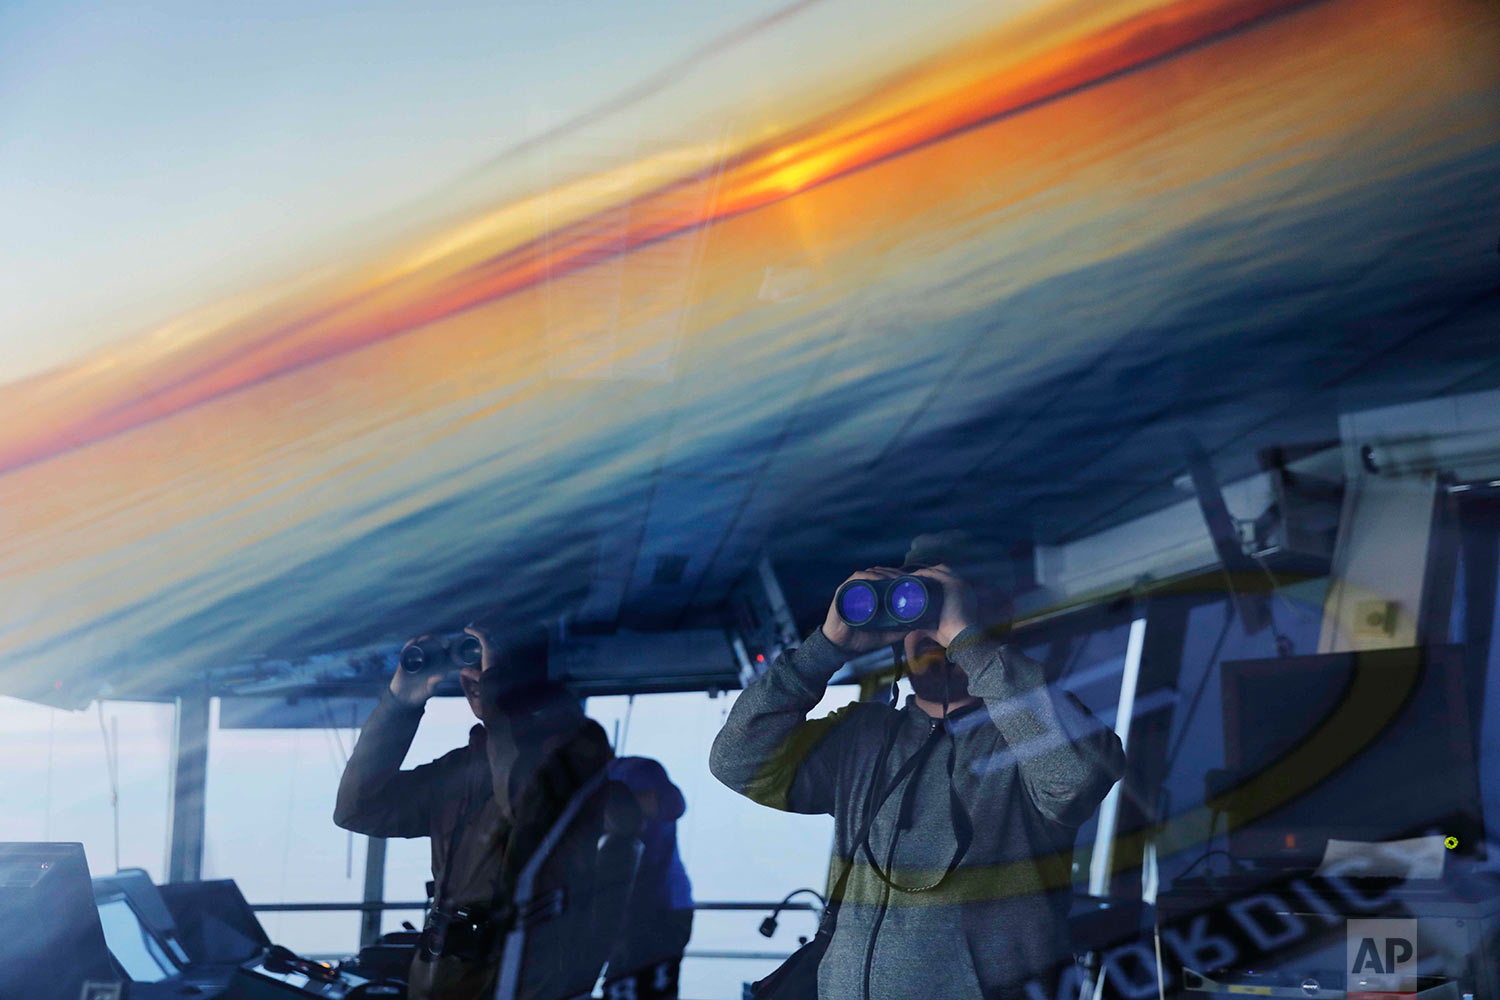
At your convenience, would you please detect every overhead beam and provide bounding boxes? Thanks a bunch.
[550,629,737,695]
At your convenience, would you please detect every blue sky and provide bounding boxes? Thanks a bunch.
[0,0,779,375]
[0,0,1004,380]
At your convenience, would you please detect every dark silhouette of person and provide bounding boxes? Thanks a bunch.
[334,622,616,1000]
[603,756,694,998]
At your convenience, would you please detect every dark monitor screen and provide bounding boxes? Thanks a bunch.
[158,878,271,965]
[93,869,192,967]
[1220,644,1484,869]
[95,891,181,983]
[0,843,119,1000]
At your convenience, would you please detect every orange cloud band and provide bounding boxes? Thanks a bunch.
[0,0,1318,476]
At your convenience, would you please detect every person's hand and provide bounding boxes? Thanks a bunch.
[909,563,980,647]
[390,635,448,707]
[821,567,910,654]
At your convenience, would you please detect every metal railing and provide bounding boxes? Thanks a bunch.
[251,900,429,913]
[249,900,817,914]
[249,899,814,962]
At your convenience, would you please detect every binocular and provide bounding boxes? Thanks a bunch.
[400,633,483,673]
[835,575,942,631]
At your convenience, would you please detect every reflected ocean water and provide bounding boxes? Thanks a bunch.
[0,0,1496,700]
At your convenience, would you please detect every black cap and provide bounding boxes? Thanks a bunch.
[902,530,1015,624]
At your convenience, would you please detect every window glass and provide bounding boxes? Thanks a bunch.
[203,699,363,955]
[1478,556,1500,867]
[96,896,176,982]
[0,697,173,881]
[1446,499,1500,870]
[1150,579,1328,892]
[590,688,844,997]
[376,686,845,994]
[3,0,1497,994]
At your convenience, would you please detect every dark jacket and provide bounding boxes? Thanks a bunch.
[334,688,614,1000]
[709,627,1126,1000]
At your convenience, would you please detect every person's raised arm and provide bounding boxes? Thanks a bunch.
[709,569,904,815]
[918,565,1126,827]
[333,644,455,837]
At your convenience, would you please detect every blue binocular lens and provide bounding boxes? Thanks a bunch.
[838,581,879,626]
[887,578,929,623]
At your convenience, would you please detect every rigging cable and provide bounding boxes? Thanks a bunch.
[317,699,355,879]
[44,708,55,841]
[96,702,122,872]
[619,694,636,755]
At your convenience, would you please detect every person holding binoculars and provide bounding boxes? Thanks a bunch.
[710,531,1126,1000]
[334,619,614,1000]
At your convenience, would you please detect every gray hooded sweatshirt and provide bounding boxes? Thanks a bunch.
[710,627,1126,1000]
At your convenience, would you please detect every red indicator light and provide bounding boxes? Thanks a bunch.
[756,653,765,662]
[1284,834,1297,849]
